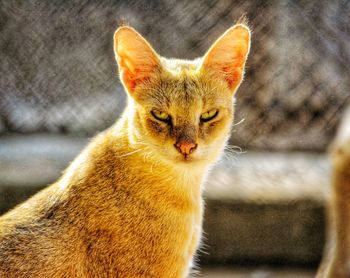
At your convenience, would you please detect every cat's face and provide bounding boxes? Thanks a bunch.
[127,66,234,165]
[114,25,250,166]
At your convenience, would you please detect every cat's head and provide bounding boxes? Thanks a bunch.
[114,24,250,166]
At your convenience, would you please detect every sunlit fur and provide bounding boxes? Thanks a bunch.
[317,109,350,278]
[0,24,250,277]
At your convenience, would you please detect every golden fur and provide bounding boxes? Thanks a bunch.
[317,109,350,278]
[0,24,250,277]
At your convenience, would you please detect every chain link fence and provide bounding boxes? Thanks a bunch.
[0,0,349,151]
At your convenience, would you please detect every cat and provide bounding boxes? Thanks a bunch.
[0,22,250,277]
[317,108,350,278]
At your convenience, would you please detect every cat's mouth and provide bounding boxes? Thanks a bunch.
[182,154,192,162]
[176,153,197,163]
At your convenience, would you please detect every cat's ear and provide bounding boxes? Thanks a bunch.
[114,26,161,94]
[201,24,251,92]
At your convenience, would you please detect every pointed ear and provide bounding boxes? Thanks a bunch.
[114,26,161,94]
[201,24,251,92]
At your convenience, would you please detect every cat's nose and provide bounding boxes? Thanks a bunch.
[174,142,198,155]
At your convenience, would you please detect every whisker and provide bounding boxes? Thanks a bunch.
[222,144,246,167]
[225,144,246,154]
[117,148,143,158]
[232,118,245,127]
[134,141,162,149]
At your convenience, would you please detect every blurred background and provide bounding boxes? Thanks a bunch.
[1,0,350,277]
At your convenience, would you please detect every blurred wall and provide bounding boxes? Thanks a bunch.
[0,0,349,150]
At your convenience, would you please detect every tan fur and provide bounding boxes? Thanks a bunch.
[0,24,250,277]
[317,108,350,278]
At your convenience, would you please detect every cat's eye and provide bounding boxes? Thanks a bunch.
[151,110,170,122]
[200,109,219,122]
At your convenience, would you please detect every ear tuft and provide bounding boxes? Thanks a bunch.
[114,27,161,93]
[201,24,251,92]
[236,13,249,27]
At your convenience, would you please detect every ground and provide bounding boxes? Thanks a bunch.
[201,267,314,277]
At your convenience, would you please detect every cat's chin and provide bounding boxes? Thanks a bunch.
[179,156,195,163]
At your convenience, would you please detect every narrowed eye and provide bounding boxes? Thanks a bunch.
[151,110,170,122]
[200,109,219,122]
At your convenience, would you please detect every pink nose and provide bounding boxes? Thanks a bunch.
[174,142,197,155]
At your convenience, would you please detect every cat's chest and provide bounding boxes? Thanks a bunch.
[83,168,204,276]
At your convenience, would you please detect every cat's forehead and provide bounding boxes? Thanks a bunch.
[157,61,228,107]
[160,58,201,74]
[158,73,204,108]
[140,58,231,110]
[157,59,204,102]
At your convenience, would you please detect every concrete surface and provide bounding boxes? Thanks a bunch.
[200,267,315,277]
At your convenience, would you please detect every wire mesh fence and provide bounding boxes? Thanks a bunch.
[0,0,349,151]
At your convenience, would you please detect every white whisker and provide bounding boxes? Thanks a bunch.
[232,118,245,127]
[225,144,245,154]
[117,148,143,158]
